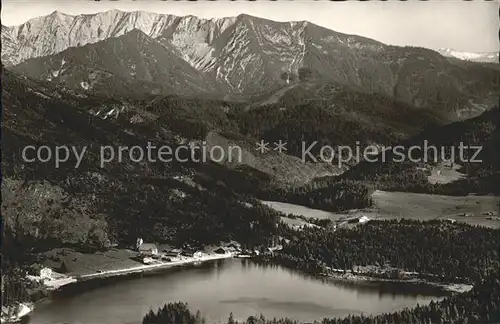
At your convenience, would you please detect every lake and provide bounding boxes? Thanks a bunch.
[27,259,448,324]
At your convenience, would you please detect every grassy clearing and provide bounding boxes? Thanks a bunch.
[41,248,142,276]
[427,163,465,184]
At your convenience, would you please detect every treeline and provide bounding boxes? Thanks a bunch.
[141,272,500,323]
[228,84,446,160]
[140,95,241,140]
[334,163,500,196]
[142,302,205,324]
[268,219,499,283]
[263,180,374,212]
[193,162,374,213]
[105,176,280,247]
[1,228,46,313]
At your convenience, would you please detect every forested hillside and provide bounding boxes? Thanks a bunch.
[230,82,448,160]
[1,69,281,256]
[337,107,500,195]
[270,220,499,283]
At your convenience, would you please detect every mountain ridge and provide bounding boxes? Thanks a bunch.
[4,10,499,119]
[9,28,219,97]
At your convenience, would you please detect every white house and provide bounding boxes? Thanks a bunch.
[39,267,52,279]
[138,243,158,255]
[358,216,370,224]
[193,251,205,258]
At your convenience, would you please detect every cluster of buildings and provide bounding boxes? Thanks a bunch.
[135,238,243,264]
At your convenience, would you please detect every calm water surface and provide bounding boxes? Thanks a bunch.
[28,259,448,324]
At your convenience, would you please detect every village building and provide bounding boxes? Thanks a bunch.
[193,251,204,258]
[39,267,53,279]
[358,216,370,223]
[346,215,370,224]
[28,264,53,279]
[138,243,158,256]
[225,243,242,253]
[226,241,241,249]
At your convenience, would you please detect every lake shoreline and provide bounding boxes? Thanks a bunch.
[25,237,473,322]
[322,271,473,294]
[35,251,235,291]
[34,251,471,304]
[24,252,236,321]
[76,252,236,282]
[251,258,473,296]
[38,253,471,296]
[26,257,454,324]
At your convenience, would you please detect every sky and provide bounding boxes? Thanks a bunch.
[2,0,499,53]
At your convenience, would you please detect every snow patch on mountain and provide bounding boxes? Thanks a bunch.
[437,48,499,63]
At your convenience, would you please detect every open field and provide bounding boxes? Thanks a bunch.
[262,190,500,228]
[79,252,234,280]
[41,248,142,277]
[427,163,465,184]
[370,190,499,228]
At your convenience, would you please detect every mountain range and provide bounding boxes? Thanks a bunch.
[3,10,499,119]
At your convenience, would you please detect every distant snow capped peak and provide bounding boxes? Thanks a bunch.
[436,48,499,63]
